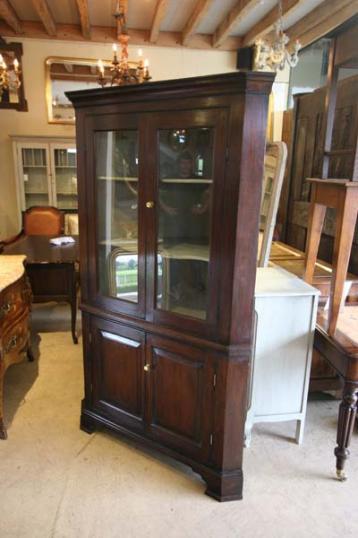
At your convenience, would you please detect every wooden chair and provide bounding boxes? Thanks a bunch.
[23,206,64,236]
[257,142,287,267]
[2,206,64,246]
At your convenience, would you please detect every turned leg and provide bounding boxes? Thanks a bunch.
[0,361,7,440]
[27,345,34,362]
[334,381,358,481]
[304,200,326,285]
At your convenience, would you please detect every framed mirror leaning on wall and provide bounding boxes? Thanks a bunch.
[45,57,106,124]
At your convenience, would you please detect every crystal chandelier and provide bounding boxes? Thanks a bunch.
[0,52,21,100]
[254,0,301,72]
[97,1,151,87]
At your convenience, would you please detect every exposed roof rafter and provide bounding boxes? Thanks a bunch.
[32,0,56,37]
[75,0,91,39]
[213,0,263,48]
[150,0,169,43]
[0,0,22,34]
[182,0,214,46]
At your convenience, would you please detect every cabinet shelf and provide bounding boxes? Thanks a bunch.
[98,176,138,182]
[161,178,212,184]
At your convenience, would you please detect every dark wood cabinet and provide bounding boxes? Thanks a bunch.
[67,71,274,501]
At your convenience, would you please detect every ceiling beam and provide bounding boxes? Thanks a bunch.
[75,0,91,39]
[182,0,214,46]
[32,0,56,36]
[291,0,358,49]
[287,0,356,45]
[243,0,304,46]
[0,19,241,50]
[150,0,169,43]
[0,0,22,34]
[213,0,262,48]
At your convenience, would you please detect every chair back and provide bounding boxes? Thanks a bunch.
[258,142,287,267]
[23,206,64,236]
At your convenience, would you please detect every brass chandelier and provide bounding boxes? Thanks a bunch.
[97,0,151,87]
[0,53,21,100]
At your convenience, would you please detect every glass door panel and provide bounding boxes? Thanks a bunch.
[156,127,214,320]
[53,146,78,210]
[95,130,139,304]
[21,147,50,208]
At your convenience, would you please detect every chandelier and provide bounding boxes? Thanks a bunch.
[254,0,301,72]
[97,1,151,87]
[0,53,21,100]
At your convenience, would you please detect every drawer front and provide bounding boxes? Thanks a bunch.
[0,277,31,329]
[2,311,29,359]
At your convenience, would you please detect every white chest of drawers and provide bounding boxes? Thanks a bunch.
[245,267,319,447]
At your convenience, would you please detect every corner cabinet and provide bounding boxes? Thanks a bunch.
[67,71,274,502]
[11,137,78,224]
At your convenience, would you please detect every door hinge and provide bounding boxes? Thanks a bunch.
[209,433,213,446]
[213,373,217,389]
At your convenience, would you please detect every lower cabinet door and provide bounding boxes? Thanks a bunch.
[146,334,214,461]
[91,317,145,432]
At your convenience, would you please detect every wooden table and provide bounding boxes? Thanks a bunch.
[3,236,79,344]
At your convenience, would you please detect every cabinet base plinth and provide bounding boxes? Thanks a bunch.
[202,468,243,502]
[80,407,244,502]
[80,412,97,434]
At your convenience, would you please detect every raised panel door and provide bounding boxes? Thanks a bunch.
[146,334,214,460]
[91,317,145,433]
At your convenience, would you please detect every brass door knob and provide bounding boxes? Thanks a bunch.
[146,201,155,209]
[143,364,151,372]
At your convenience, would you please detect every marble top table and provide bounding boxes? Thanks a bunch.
[0,255,26,292]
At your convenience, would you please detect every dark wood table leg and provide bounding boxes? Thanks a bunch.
[334,381,358,480]
[0,360,7,439]
[70,266,78,345]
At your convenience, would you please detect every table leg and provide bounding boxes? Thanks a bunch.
[328,196,358,335]
[0,360,7,439]
[304,201,326,285]
[334,381,358,481]
[70,269,78,345]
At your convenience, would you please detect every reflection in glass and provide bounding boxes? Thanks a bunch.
[156,127,214,320]
[95,130,139,302]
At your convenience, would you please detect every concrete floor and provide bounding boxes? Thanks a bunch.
[1,304,357,538]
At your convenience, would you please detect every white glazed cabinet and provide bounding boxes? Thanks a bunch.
[11,136,77,226]
[245,267,319,447]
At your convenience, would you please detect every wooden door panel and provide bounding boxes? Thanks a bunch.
[91,317,145,431]
[146,335,214,460]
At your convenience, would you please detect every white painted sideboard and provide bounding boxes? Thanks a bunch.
[245,267,319,447]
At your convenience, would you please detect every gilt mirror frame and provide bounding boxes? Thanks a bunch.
[0,42,27,111]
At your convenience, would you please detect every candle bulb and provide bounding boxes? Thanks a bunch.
[13,58,19,72]
[98,59,104,75]
[138,48,143,57]
[112,44,118,53]
[0,54,6,69]
[144,59,149,69]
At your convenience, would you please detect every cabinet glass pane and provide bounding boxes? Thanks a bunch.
[156,128,214,320]
[53,147,78,210]
[22,148,50,208]
[95,130,139,303]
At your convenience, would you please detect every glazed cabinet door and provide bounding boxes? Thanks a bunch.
[145,109,228,338]
[145,335,215,461]
[90,317,145,433]
[85,114,145,318]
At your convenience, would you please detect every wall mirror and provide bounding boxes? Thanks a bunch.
[0,42,27,111]
[45,57,104,124]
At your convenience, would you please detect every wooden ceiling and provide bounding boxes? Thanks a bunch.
[0,0,357,51]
